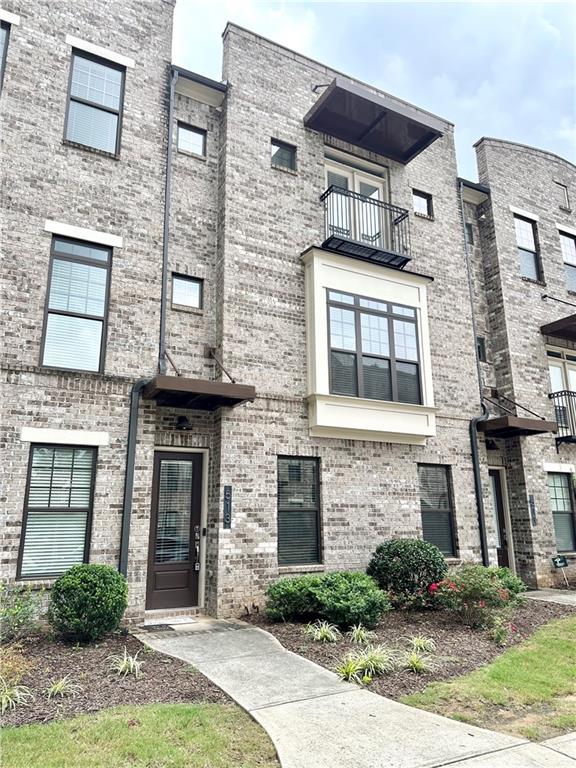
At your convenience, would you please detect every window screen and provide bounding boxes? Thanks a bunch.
[277,457,320,566]
[548,473,576,553]
[418,464,456,556]
[42,237,111,373]
[19,446,96,578]
[66,51,124,154]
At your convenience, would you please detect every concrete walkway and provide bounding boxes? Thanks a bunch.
[525,588,576,607]
[137,618,576,767]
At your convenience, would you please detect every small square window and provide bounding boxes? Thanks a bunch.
[177,124,206,156]
[476,336,487,362]
[271,139,296,171]
[172,275,203,309]
[465,222,474,246]
[413,190,433,218]
[555,181,571,211]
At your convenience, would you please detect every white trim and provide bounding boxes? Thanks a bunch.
[152,447,208,610]
[65,34,135,68]
[488,466,516,574]
[544,462,575,474]
[0,9,20,25]
[557,223,576,238]
[44,220,123,248]
[509,205,539,222]
[21,427,109,446]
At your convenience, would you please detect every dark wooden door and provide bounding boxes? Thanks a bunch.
[489,469,509,568]
[146,452,202,610]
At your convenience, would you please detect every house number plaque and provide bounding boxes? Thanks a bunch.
[223,485,232,529]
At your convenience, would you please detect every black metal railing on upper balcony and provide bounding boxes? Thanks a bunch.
[549,391,576,443]
[321,186,411,268]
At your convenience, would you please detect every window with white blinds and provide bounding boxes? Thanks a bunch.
[418,464,456,556]
[65,51,124,154]
[328,290,421,404]
[547,473,576,553]
[277,457,320,566]
[42,237,111,373]
[19,445,96,578]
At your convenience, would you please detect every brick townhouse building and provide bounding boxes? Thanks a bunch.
[1,0,574,622]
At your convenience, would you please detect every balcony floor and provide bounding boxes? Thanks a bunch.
[322,235,411,269]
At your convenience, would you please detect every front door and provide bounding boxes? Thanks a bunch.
[146,452,202,610]
[489,469,510,568]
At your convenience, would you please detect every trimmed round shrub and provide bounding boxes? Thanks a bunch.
[490,566,526,597]
[266,571,390,628]
[48,564,128,642]
[366,539,447,608]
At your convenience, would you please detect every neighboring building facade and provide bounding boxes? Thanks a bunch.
[1,2,574,622]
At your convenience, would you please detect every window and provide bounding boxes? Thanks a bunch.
[328,290,421,404]
[413,190,433,218]
[271,139,296,171]
[41,237,111,372]
[465,222,474,246]
[514,215,541,281]
[554,181,571,211]
[18,445,96,578]
[0,21,9,91]
[177,123,206,156]
[277,457,320,566]
[560,232,576,292]
[547,473,576,553]
[172,274,202,309]
[65,50,124,154]
[418,464,456,556]
[476,336,487,363]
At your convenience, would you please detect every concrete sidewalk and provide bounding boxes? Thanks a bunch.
[137,618,575,768]
[525,588,576,607]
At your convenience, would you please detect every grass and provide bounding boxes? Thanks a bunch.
[2,703,280,768]
[403,616,576,740]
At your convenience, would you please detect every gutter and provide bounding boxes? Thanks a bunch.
[158,66,179,374]
[119,378,151,576]
[458,179,490,566]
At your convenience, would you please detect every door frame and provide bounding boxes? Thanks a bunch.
[147,447,209,610]
[488,466,516,573]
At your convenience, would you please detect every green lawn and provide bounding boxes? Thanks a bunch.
[403,616,576,740]
[3,703,280,768]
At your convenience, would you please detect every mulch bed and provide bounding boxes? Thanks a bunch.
[247,600,576,700]
[3,631,229,728]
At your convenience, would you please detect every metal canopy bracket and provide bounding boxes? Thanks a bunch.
[304,77,445,164]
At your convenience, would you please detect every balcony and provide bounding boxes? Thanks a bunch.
[549,391,576,444]
[321,186,411,268]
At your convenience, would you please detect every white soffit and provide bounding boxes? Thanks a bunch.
[44,220,123,248]
[21,427,110,447]
[65,34,135,69]
[543,462,575,474]
[0,9,20,24]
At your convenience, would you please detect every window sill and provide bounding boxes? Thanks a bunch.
[40,363,104,376]
[14,578,56,589]
[278,564,325,575]
[307,393,437,445]
[520,276,546,287]
[271,164,298,176]
[414,212,434,221]
[177,149,207,161]
[171,303,204,315]
[62,139,120,161]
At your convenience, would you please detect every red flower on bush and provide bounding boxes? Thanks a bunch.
[428,583,439,594]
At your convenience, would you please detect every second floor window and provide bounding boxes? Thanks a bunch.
[177,123,206,156]
[0,21,9,91]
[271,139,296,171]
[328,290,421,404]
[560,231,576,292]
[42,237,111,373]
[413,190,433,218]
[514,215,542,281]
[66,51,125,154]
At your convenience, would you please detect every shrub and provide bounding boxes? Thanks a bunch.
[366,539,447,608]
[431,563,519,628]
[46,675,83,700]
[356,645,396,676]
[335,654,365,684]
[266,571,390,629]
[490,567,526,597]
[0,675,33,713]
[304,620,341,643]
[408,636,436,653]
[108,647,143,678]
[402,650,434,674]
[347,624,377,645]
[0,583,42,643]
[48,564,128,643]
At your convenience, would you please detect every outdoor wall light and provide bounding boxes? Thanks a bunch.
[175,415,192,431]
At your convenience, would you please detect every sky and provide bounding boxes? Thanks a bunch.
[172,1,576,180]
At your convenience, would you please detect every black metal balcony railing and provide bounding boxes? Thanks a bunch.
[549,391,576,442]
[321,186,411,268]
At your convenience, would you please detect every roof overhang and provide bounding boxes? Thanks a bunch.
[143,375,255,410]
[477,416,557,439]
[459,178,490,205]
[541,314,576,342]
[173,66,227,108]
[304,77,445,164]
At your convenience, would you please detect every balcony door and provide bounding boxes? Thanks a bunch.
[548,348,576,435]
[488,468,512,569]
[325,162,388,249]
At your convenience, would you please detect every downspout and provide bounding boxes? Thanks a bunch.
[158,66,178,374]
[119,378,151,576]
[459,179,490,566]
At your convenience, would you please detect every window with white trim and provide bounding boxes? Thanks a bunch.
[177,123,206,156]
[514,215,542,281]
[18,445,96,578]
[65,50,125,154]
[547,473,576,553]
[560,231,576,292]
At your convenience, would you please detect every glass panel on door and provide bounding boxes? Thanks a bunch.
[155,460,193,563]
[326,170,351,238]
[358,181,384,248]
